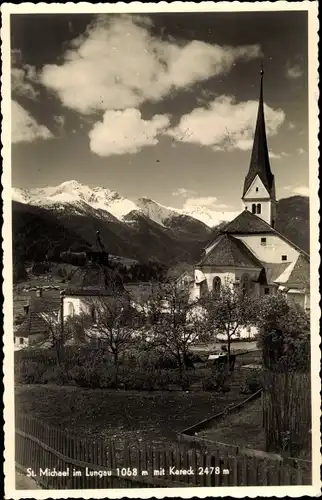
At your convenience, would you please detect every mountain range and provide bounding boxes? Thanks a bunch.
[12,181,310,270]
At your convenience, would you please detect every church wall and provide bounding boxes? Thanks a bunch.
[243,201,271,225]
[63,296,92,319]
[243,175,269,199]
[234,234,300,263]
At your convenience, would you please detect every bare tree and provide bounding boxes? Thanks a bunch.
[202,279,257,363]
[141,282,209,389]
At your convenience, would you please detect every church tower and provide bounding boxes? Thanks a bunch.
[242,67,277,227]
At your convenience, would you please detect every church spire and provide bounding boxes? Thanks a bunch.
[242,65,275,198]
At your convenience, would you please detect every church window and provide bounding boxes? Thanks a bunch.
[91,305,97,323]
[255,187,259,192]
[281,255,287,261]
[256,203,261,214]
[240,274,250,296]
[261,237,267,245]
[252,204,256,214]
[264,287,270,295]
[213,276,221,294]
[68,302,75,317]
[199,280,208,298]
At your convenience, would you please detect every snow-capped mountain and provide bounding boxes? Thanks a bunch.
[12,180,238,228]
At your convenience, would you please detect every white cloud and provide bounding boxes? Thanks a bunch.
[292,186,309,197]
[12,101,53,144]
[183,196,229,210]
[40,15,261,114]
[166,96,285,151]
[172,188,197,197]
[12,66,39,100]
[282,185,309,197]
[54,115,66,128]
[89,108,170,156]
[286,64,303,79]
[269,150,288,159]
[297,147,306,154]
[288,122,295,130]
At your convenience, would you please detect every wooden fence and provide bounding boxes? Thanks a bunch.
[15,415,311,489]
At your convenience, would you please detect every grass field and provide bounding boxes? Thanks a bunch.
[15,351,261,447]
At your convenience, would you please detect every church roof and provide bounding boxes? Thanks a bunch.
[261,262,290,285]
[199,234,263,268]
[242,69,275,198]
[222,209,276,234]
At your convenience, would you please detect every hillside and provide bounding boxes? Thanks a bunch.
[275,196,310,254]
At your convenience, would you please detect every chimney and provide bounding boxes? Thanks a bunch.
[36,288,43,298]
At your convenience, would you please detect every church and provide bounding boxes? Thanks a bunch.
[189,69,310,316]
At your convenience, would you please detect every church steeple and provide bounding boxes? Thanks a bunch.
[242,65,276,227]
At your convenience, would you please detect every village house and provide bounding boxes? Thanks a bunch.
[187,69,310,329]
[13,288,60,350]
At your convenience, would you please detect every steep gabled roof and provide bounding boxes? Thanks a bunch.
[261,262,290,285]
[275,253,310,287]
[15,296,60,338]
[199,234,263,268]
[243,69,274,198]
[222,209,276,234]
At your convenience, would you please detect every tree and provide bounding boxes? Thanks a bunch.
[141,282,209,389]
[202,279,256,363]
[255,292,311,457]
[79,295,140,384]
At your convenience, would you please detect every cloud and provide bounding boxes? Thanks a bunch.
[297,147,306,154]
[292,186,309,196]
[288,122,296,130]
[183,196,229,210]
[40,15,261,114]
[286,64,303,79]
[12,101,53,143]
[269,150,288,159]
[11,65,39,100]
[172,188,197,197]
[283,185,309,197]
[166,96,285,151]
[89,108,170,156]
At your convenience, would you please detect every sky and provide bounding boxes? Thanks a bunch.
[11,10,309,215]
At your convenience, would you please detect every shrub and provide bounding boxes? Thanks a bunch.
[240,368,263,395]
[40,365,67,385]
[15,359,46,384]
[202,365,228,392]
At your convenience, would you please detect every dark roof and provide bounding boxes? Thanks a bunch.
[65,262,125,296]
[284,254,310,287]
[15,297,60,338]
[222,209,276,234]
[199,234,263,268]
[243,70,275,197]
[261,262,290,285]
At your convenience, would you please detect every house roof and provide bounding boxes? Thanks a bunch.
[65,262,125,296]
[261,262,291,285]
[198,234,263,268]
[242,69,274,198]
[14,296,60,338]
[275,254,310,287]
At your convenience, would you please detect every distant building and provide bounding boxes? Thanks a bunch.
[13,288,60,349]
[187,69,310,327]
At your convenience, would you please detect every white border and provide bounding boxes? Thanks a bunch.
[2,2,320,498]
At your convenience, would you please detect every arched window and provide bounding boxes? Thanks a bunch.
[213,276,221,294]
[240,274,250,297]
[256,203,261,214]
[199,280,208,298]
[91,305,97,323]
[68,302,75,317]
[252,203,256,214]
